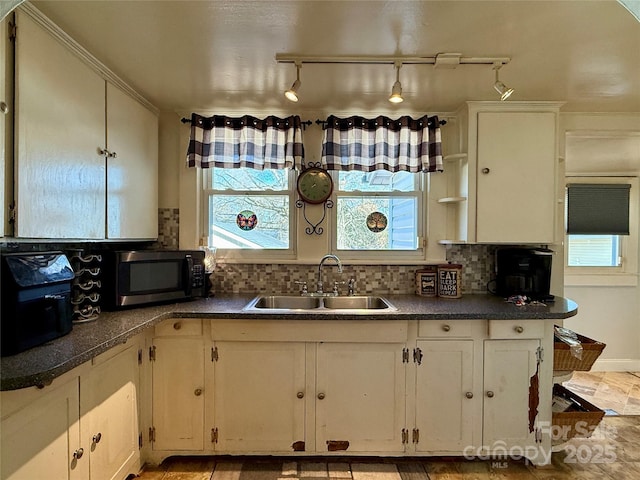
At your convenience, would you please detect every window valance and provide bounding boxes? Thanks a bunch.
[186,113,304,170]
[320,115,443,173]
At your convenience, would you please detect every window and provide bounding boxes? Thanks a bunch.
[565,176,638,285]
[332,170,424,257]
[204,167,294,252]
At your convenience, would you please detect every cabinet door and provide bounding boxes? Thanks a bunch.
[213,341,306,452]
[1,378,87,480]
[106,83,158,239]
[415,340,474,452]
[15,11,105,239]
[476,111,556,243]
[151,337,205,451]
[80,344,140,480]
[316,343,405,453]
[483,339,540,451]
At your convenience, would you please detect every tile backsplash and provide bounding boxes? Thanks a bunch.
[210,245,499,295]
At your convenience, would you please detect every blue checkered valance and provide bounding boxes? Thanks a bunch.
[320,115,443,173]
[186,114,304,169]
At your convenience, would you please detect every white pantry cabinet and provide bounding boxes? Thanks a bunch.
[13,8,157,239]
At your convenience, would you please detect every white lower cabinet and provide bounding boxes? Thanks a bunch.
[414,340,475,453]
[212,341,306,452]
[1,377,85,480]
[151,336,205,451]
[0,339,142,480]
[315,342,406,453]
[482,339,541,453]
[80,344,141,480]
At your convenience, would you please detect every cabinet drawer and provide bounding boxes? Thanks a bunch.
[418,320,474,338]
[155,319,202,337]
[487,320,544,339]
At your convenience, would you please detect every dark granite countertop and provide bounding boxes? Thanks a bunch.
[0,293,577,391]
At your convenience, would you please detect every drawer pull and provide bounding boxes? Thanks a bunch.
[486,391,495,398]
[173,322,182,330]
[297,391,305,399]
[317,392,326,400]
[194,388,203,396]
[514,326,524,334]
[442,324,451,332]
[465,392,474,399]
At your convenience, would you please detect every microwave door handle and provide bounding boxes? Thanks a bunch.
[184,255,194,296]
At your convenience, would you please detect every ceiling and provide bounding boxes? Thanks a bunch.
[24,0,640,115]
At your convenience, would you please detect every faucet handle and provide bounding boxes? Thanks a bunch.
[348,278,356,296]
[295,280,308,295]
[333,281,346,296]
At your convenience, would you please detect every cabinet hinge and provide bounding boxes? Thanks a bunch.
[138,432,143,449]
[8,202,16,226]
[535,427,543,443]
[536,346,544,364]
[138,348,143,365]
[211,346,218,362]
[8,21,17,42]
[149,345,156,362]
[412,428,420,444]
[211,427,218,443]
[413,347,423,365]
[402,348,409,363]
[401,428,408,444]
[149,427,155,443]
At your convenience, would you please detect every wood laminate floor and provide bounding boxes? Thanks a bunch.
[136,372,640,480]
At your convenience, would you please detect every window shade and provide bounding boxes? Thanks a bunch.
[567,183,631,235]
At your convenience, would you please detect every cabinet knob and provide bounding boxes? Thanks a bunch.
[482,167,491,174]
[486,391,495,398]
[173,322,182,330]
[92,432,102,444]
[109,151,118,159]
[297,391,304,399]
[73,448,84,460]
[465,392,474,399]
[317,392,326,400]
[0,101,8,114]
[194,388,203,396]
[442,324,451,332]
[514,326,524,333]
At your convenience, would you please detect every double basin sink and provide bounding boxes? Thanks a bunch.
[243,295,396,312]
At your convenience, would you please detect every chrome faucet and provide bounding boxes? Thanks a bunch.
[317,254,343,295]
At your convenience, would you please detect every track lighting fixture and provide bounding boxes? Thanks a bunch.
[493,62,514,101]
[389,62,403,104]
[284,62,302,102]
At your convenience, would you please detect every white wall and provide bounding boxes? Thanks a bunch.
[561,112,640,371]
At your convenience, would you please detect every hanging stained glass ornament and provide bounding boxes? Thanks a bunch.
[366,211,388,233]
[236,210,258,231]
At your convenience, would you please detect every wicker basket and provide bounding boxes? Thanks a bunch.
[554,327,606,371]
[552,384,605,443]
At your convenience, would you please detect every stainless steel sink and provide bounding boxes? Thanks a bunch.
[322,295,393,310]
[243,295,396,312]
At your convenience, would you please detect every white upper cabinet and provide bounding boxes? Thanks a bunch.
[13,7,158,240]
[106,83,158,239]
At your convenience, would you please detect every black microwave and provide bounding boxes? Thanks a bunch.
[102,250,207,309]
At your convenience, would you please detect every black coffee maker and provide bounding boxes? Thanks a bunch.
[495,247,554,301]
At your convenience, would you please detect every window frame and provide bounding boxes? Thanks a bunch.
[329,170,427,262]
[201,166,297,262]
[564,175,638,286]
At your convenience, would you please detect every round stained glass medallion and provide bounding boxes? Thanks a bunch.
[366,211,388,233]
[236,210,258,231]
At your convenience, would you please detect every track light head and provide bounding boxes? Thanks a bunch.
[284,62,302,102]
[389,62,404,103]
[493,62,514,101]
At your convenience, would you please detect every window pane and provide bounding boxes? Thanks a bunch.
[336,197,417,250]
[213,167,289,191]
[338,171,416,192]
[208,195,289,249]
[567,235,620,267]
